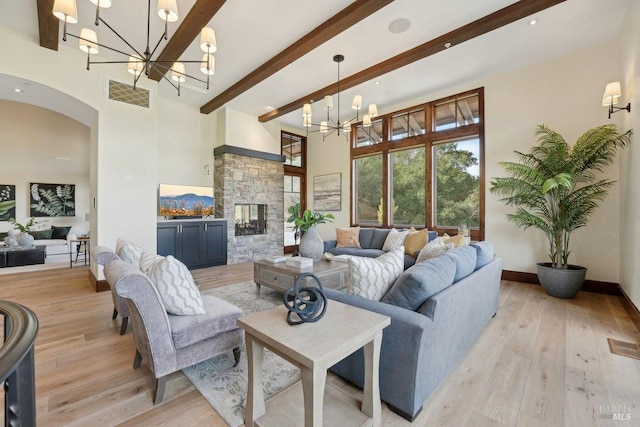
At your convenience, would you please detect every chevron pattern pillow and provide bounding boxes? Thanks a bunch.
[139,251,165,274]
[382,229,409,252]
[116,240,143,265]
[147,256,205,315]
[347,247,404,301]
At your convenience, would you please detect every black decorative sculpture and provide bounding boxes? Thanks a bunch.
[283,273,327,325]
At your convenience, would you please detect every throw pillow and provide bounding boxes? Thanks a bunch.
[442,233,467,248]
[381,229,409,252]
[404,227,429,257]
[31,229,54,240]
[416,243,454,263]
[336,227,361,248]
[347,247,404,301]
[51,225,72,239]
[147,255,205,315]
[139,251,165,275]
[116,240,143,265]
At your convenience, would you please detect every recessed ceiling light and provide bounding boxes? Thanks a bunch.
[444,42,452,49]
[13,88,22,93]
[375,81,380,85]
[55,156,70,160]
[266,105,274,109]
[529,18,539,26]
[388,18,411,34]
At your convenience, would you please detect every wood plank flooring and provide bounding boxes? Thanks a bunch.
[0,264,638,426]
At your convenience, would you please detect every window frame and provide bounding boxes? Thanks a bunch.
[282,131,307,253]
[350,87,485,241]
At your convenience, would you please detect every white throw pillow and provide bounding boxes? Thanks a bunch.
[139,251,165,275]
[116,241,143,265]
[147,255,205,315]
[416,237,454,263]
[382,229,409,252]
[347,247,404,301]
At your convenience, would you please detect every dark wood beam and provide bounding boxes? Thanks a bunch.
[200,0,395,114]
[149,0,227,81]
[259,0,566,123]
[37,0,59,51]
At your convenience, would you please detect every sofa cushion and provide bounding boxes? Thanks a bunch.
[382,229,409,251]
[470,241,494,270]
[168,294,243,349]
[31,229,53,240]
[358,228,375,249]
[347,247,404,301]
[51,225,72,239]
[369,229,390,250]
[444,246,477,282]
[336,227,361,248]
[404,228,429,257]
[139,251,165,274]
[381,255,456,311]
[147,255,205,316]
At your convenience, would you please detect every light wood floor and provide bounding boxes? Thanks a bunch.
[0,263,638,426]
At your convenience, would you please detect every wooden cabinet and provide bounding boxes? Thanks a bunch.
[157,220,227,269]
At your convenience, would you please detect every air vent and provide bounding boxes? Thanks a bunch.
[108,80,149,108]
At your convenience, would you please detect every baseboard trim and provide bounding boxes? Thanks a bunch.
[501,270,622,296]
[89,269,110,292]
[618,286,640,334]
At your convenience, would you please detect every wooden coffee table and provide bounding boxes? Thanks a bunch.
[253,259,348,293]
[238,301,390,427]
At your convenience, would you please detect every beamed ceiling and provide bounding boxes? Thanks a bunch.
[1,0,631,128]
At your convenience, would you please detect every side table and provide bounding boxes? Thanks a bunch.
[69,238,90,268]
[238,300,390,427]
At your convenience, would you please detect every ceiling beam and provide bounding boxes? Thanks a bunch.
[149,0,227,82]
[37,0,59,51]
[200,0,396,114]
[259,0,566,123]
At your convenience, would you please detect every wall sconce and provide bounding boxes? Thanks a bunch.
[602,82,631,119]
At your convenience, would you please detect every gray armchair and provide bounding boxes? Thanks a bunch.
[105,260,244,404]
[92,245,129,335]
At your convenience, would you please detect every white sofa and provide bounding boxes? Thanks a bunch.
[1,231,77,257]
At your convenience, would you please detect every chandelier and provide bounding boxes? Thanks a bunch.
[302,55,378,140]
[52,0,217,95]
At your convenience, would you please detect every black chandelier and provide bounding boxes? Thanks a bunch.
[302,55,378,140]
[52,0,216,95]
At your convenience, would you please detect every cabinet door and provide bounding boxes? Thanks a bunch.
[204,222,227,265]
[179,222,204,267]
[157,223,180,257]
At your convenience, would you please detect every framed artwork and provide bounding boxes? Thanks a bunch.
[313,173,341,211]
[0,185,16,221]
[30,183,76,217]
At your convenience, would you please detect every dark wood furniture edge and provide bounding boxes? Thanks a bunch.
[89,269,110,292]
[618,286,640,334]
[501,269,622,296]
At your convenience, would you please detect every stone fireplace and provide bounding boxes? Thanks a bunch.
[214,145,284,264]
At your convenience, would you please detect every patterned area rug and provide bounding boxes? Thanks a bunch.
[182,281,300,427]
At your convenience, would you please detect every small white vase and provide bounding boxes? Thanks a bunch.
[17,232,35,248]
[299,226,324,261]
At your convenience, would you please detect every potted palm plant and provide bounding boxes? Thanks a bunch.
[490,124,631,298]
[286,203,334,261]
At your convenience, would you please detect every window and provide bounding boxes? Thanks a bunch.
[433,137,480,228]
[281,131,306,252]
[282,132,304,167]
[354,155,382,225]
[351,88,484,240]
[389,147,425,226]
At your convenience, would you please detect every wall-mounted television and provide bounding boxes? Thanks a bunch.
[159,184,214,218]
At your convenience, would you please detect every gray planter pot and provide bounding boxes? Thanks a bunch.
[536,262,587,299]
[299,226,323,261]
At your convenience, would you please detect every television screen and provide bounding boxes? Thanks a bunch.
[159,184,214,217]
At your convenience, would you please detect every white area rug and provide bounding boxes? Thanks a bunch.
[182,281,300,427]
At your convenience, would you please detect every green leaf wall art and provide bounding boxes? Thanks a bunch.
[29,183,75,217]
[0,185,16,221]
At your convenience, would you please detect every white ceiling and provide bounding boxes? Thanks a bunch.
[0,0,630,129]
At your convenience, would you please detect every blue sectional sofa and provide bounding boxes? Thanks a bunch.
[325,241,502,421]
[323,227,438,270]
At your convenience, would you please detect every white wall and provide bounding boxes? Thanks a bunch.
[0,100,90,235]
[618,0,640,307]
[307,40,626,283]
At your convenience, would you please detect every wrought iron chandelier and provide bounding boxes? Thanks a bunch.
[52,0,217,95]
[302,55,378,140]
